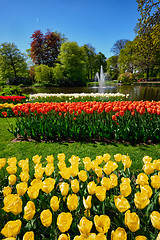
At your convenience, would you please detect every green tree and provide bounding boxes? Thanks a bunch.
[107,55,119,80]
[94,52,107,74]
[56,41,87,86]
[111,39,130,55]
[83,44,96,81]
[0,42,28,84]
[34,64,54,85]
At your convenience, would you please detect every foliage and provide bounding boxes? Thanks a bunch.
[56,42,87,86]
[34,64,55,85]
[110,39,130,56]
[106,56,119,80]
[9,101,160,144]
[0,152,160,240]
[0,42,28,84]
[0,86,23,96]
[30,30,63,67]
[83,44,97,81]
[118,72,134,84]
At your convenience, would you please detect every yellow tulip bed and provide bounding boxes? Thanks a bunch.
[0,153,160,240]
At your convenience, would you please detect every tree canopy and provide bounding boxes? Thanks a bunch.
[110,39,130,55]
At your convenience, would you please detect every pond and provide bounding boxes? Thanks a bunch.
[21,83,160,101]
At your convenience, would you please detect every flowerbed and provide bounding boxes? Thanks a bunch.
[10,101,160,143]
[0,153,160,240]
[0,96,26,104]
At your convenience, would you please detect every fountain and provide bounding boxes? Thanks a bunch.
[94,65,111,88]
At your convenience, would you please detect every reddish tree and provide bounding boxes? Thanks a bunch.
[30,30,61,67]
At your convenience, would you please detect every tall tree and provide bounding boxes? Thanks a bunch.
[0,42,28,82]
[95,52,107,74]
[83,44,96,80]
[136,0,160,35]
[107,55,119,80]
[111,39,130,55]
[30,30,63,67]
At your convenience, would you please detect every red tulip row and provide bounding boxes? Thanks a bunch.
[0,96,26,104]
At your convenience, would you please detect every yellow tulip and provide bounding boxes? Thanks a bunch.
[87,233,97,239]
[103,153,111,162]
[6,165,17,175]
[103,161,118,175]
[71,179,79,193]
[70,164,79,177]
[122,155,132,171]
[140,185,152,198]
[58,161,66,170]
[8,175,17,185]
[45,163,54,176]
[143,163,155,175]
[120,182,132,197]
[45,154,54,163]
[87,181,97,195]
[101,177,111,190]
[32,154,41,164]
[27,185,39,199]
[114,153,122,162]
[3,194,22,215]
[78,170,88,182]
[95,155,103,165]
[67,194,79,211]
[134,192,150,209]
[57,212,73,232]
[156,232,160,240]
[23,201,36,220]
[96,233,107,240]
[143,155,152,164]
[2,237,16,240]
[0,158,6,169]
[153,159,160,171]
[135,236,147,240]
[16,182,28,196]
[95,167,103,178]
[95,186,106,202]
[41,177,55,193]
[23,231,34,240]
[59,167,71,179]
[34,165,44,179]
[59,182,69,196]
[7,157,17,166]
[3,186,12,197]
[114,195,130,213]
[30,179,42,189]
[91,160,99,171]
[78,216,93,236]
[73,236,85,240]
[1,220,22,237]
[150,211,160,230]
[151,175,160,189]
[94,215,110,233]
[58,233,70,240]
[50,196,60,211]
[111,227,127,240]
[136,173,149,186]
[40,209,52,227]
[57,153,65,162]
[18,159,29,172]
[110,173,118,188]
[124,210,140,232]
[83,196,92,210]
[19,171,30,182]
[69,155,80,165]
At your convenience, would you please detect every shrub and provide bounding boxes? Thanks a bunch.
[118,72,133,84]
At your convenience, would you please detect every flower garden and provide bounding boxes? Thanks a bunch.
[0,93,160,240]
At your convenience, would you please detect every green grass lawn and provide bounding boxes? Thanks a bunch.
[0,117,160,172]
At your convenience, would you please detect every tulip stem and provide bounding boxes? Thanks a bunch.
[102,201,105,215]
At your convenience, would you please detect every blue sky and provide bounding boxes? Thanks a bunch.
[0,0,140,59]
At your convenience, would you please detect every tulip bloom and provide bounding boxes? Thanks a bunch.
[57,212,73,232]
[2,186,12,197]
[1,220,22,237]
[136,173,149,186]
[3,194,22,215]
[114,153,122,162]
[103,161,118,175]
[134,192,150,209]
[23,201,36,220]
[87,181,97,195]
[103,153,111,162]
[23,231,34,240]
[41,177,55,193]
[16,182,28,196]
[50,196,60,212]
[6,165,17,175]
[96,233,107,240]
[58,233,70,240]
[45,154,54,163]
[101,177,111,191]
[8,175,17,185]
[45,163,54,176]
[59,167,71,179]
[83,196,92,210]
[156,233,160,240]
[27,185,39,199]
[95,186,106,202]
[120,180,132,197]
[143,162,155,175]
[78,217,93,236]
[78,170,88,182]
[110,173,118,188]
[71,179,79,193]
[114,195,130,213]
[32,155,42,164]
[135,236,147,240]
[18,159,29,172]
[0,158,6,169]
[94,215,110,233]
[151,175,160,189]
[40,209,52,227]
[95,167,103,178]
[59,182,69,196]
[122,155,132,171]
[125,210,140,232]
[67,194,79,211]
[143,155,152,164]
[111,227,127,240]
[153,159,160,171]
[140,185,152,198]
[150,211,160,230]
